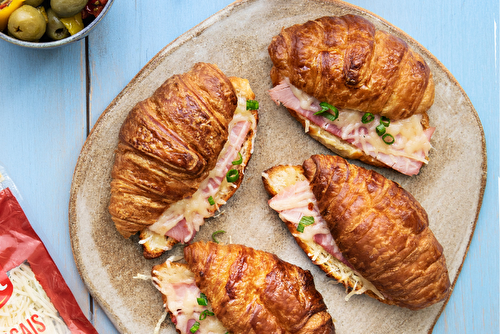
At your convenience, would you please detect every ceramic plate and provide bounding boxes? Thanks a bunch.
[69,0,486,333]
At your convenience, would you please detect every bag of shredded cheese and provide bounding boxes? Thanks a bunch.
[0,165,97,334]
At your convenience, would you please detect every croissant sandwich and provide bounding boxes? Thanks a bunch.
[262,154,450,310]
[108,62,259,258]
[268,15,435,176]
[152,241,335,334]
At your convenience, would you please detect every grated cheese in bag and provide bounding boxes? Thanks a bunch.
[0,165,97,334]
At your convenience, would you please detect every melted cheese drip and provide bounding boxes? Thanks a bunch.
[289,81,317,111]
[288,82,431,162]
[0,263,71,334]
[149,91,256,238]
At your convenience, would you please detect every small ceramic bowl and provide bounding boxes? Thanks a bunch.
[0,0,114,49]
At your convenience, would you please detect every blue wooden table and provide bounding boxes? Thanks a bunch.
[1,0,498,333]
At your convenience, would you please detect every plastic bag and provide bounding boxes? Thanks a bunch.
[0,165,97,334]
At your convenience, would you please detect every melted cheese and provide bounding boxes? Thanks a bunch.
[152,262,227,334]
[0,263,71,334]
[269,180,385,301]
[288,81,431,162]
[139,228,172,250]
[148,91,256,239]
[289,82,318,111]
[269,181,331,246]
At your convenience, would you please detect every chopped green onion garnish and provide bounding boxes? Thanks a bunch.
[314,102,339,121]
[232,152,243,165]
[197,293,208,306]
[380,116,390,127]
[319,102,338,113]
[297,216,314,233]
[226,169,239,182]
[361,112,374,124]
[199,310,215,320]
[382,133,395,145]
[190,321,200,333]
[208,196,215,205]
[318,111,338,122]
[376,124,386,136]
[212,230,226,244]
[246,100,259,110]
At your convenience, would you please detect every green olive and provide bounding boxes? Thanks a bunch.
[7,5,46,42]
[50,0,87,18]
[23,0,44,6]
[46,8,69,40]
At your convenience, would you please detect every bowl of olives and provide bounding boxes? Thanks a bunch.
[0,0,113,48]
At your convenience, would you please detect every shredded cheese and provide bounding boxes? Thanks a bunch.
[308,244,384,301]
[133,273,152,281]
[0,263,71,334]
[304,119,310,133]
[153,311,168,334]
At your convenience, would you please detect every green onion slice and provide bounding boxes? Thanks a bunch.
[199,310,215,320]
[246,100,259,110]
[297,216,314,233]
[232,152,243,165]
[376,124,386,136]
[380,116,390,127]
[197,293,208,306]
[314,102,339,121]
[212,230,226,244]
[382,133,395,145]
[190,321,200,333]
[361,112,374,124]
[226,169,239,183]
[208,196,215,205]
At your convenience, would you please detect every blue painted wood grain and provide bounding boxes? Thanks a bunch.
[0,39,91,319]
[0,0,498,333]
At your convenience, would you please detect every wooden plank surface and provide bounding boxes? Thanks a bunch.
[0,0,498,333]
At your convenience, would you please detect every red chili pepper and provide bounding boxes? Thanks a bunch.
[81,0,107,20]
[0,0,13,10]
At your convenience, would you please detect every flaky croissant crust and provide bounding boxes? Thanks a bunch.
[303,155,450,310]
[108,63,237,238]
[269,14,435,121]
[184,242,335,334]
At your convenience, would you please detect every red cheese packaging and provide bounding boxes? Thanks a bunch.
[0,168,97,333]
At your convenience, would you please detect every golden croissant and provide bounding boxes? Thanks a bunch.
[268,15,435,176]
[263,154,450,310]
[108,62,258,258]
[152,242,335,334]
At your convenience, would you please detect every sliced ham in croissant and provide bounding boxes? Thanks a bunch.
[152,242,335,334]
[268,15,435,176]
[108,63,258,258]
[262,154,450,310]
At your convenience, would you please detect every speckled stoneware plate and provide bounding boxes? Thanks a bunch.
[69,0,486,333]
